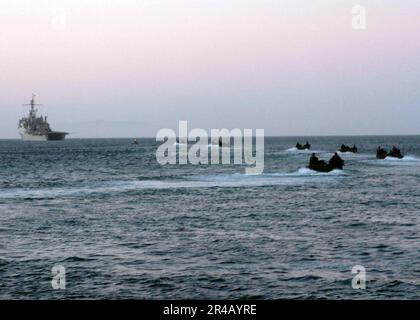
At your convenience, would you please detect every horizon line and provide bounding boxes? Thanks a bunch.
[1,133,420,141]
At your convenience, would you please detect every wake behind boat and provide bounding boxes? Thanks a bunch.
[18,94,68,141]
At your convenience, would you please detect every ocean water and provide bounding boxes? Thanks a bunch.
[0,136,419,299]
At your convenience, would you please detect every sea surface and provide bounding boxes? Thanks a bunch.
[0,136,419,299]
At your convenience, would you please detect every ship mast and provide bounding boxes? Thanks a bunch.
[23,94,43,118]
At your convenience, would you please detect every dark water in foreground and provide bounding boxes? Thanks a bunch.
[0,136,419,299]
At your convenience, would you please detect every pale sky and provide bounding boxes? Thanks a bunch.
[0,0,419,138]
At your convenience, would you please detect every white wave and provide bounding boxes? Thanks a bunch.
[364,155,420,166]
[286,147,325,154]
[286,147,309,152]
[262,167,345,177]
[384,155,419,162]
[0,181,176,199]
[0,169,345,199]
[404,156,420,161]
[336,151,369,160]
[295,167,345,176]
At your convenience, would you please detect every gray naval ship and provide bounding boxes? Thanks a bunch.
[19,94,68,141]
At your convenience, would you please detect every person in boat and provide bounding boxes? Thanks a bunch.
[376,147,388,159]
[392,146,400,155]
[304,141,311,149]
[389,146,403,158]
[296,142,302,149]
[309,153,319,166]
[329,152,344,169]
[340,144,349,152]
[308,153,331,172]
[352,144,358,153]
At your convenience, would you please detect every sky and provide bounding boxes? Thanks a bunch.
[0,0,419,138]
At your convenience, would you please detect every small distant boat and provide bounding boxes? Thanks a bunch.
[132,138,139,145]
[296,141,311,150]
[376,146,403,159]
[308,152,344,173]
[340,144,358,153]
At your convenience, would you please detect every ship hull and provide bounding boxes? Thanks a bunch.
[19,128,68,141]
[46,132,68,141]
